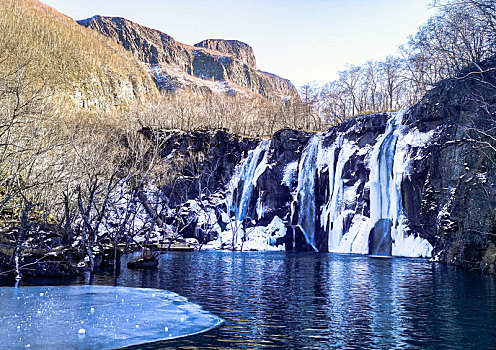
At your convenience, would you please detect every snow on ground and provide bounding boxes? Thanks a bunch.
[149,64,245,96]
[204,216,286,251]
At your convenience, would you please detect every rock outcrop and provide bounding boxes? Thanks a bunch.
[78,16,300,102]
[194,39,257,69]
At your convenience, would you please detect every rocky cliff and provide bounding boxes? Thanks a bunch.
[194,39,257,69]
[78,15,300,102]
[152,57,496,272]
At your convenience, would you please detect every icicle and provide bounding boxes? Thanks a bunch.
[319,142,337,233]
[256,192,264,220]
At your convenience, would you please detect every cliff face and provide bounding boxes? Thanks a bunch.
[194,39,257,69]
[152,57,496,272]
[404,58,496,271]
[78,16,300,102]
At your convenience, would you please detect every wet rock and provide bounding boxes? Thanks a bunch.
[368,219,393,256]
[127,253,159,269]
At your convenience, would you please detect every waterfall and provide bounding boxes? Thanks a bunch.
[317,110,433,257]
[320,138,359,252]
[367,110,433,257]
[292,135,321,251]
[368,111,403,225]
[219,110,433,256]
[226,139,270,221]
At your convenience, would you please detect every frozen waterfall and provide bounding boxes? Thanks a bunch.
[220,110,433,257]
[319,110,433,257]
[292,135,321,251]
[226,139,270,221]
[368,110,433,257]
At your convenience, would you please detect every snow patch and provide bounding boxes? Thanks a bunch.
[204,216,286,251]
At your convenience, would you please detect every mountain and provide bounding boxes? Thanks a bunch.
[0,0,159,110]
[1,0,299,113]
[77,15,300,102]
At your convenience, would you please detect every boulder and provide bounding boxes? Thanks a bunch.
[368,219,393,256]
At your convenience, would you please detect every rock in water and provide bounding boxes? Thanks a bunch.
[368,219,393,256]
[127,251,159,269]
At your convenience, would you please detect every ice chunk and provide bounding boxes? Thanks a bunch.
[0,286,223,350]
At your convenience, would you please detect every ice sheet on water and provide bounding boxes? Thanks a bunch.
[0,285,223,350]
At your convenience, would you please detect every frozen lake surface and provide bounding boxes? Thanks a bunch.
[0,285,223,349]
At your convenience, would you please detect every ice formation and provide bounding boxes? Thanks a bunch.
[226,140,270,220]
[0,286,223,350]
[221,110,434,257]
[292,135,321,251]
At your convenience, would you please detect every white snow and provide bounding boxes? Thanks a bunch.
[204,216,286,251]
[331,213,371,254]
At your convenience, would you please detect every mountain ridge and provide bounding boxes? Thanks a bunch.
[77,15,300,102]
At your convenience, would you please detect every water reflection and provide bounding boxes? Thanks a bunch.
[12,252,496,349]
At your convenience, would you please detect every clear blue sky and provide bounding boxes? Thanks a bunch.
[42,0,434,87]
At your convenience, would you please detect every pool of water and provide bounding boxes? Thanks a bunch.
[12,251,496,349]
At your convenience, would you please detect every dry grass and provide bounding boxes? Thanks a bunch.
[0,0,158,111]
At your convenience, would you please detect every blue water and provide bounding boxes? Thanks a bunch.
[13,252,496,349]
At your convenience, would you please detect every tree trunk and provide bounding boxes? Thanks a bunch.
[62,192,73,246]
[14,201,33,282]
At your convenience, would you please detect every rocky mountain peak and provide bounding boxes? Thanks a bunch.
[77,15,178,65]
[194,39,256,68]
[78,15,300,102]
